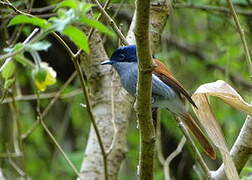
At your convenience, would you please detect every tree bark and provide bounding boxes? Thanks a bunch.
[0,168,5,180]
[210,116,252,180]
[78,30,132,180]
[78,1,171,179]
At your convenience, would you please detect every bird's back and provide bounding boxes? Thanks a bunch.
[113,62,187,115]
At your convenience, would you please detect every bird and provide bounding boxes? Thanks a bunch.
[101,45,216,160]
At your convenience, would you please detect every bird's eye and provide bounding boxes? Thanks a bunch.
[119,54,125,61]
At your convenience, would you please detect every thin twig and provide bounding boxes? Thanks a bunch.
[36,93,80,177]
[73,58,108,180]
[156,112,165,165]
[193,165,204,180]
[0,0,31,16]
[74,0,112,57]
[52,33,75,58]
[2,88,82,103]
[8,156,25,176]
[105,22,123,156]
[91,0,128,46]
[0,152,22,158]
[173,3,252,16]
[10,0,34,45]
[0,0,34,46]
[36,13,57,18]
[23,28,39,44]
[112,0,125,19]
[176,118,210,177]
[9,93,23,158]
[3,1,108,178]
[52,25,109,180]
[0,30,43,61]
[165,35,252,91]
[225,0,252,78]
[105,70,117,156]
[40,119,80,176]
[163,136,186,180]
[42,72,77,117]
[30,4,56,13]
[0,27,39,64]
[21,71,77,140]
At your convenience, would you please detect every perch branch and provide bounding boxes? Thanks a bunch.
[134,0,156,179]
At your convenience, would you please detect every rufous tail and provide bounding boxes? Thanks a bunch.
[181,113,216,160]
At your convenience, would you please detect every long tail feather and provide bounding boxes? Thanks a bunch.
[181,113,216,160]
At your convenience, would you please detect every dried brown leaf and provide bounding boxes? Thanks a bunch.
[192,80,247,180]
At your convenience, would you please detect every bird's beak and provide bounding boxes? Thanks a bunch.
[101,60,113,65]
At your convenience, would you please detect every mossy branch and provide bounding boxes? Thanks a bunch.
[134,0,156,179]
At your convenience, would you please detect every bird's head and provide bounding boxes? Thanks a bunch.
[101,45,137,65]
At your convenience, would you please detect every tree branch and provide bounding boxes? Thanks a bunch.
[79,0,171,179]
[91,0,128,46]
[21,71,77,140]
[225,0,252,78]
[78,1,130,179]
[135,0,156,179]
[2,88,82,103]
[210,115,252,179]
[35,94,80,177]
[163,136,186,180]
[173,3,252,16]
[176,118,210,177]
[0,168,5,180]
[165,36,252,91]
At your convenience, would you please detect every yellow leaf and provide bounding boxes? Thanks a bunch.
[33,62,57,91]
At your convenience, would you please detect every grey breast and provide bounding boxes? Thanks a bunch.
[113,62,138,96]
[113,62,187,114]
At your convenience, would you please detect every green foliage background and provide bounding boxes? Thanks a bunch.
[0,0,252,179]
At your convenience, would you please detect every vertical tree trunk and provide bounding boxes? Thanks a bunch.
[78,29,134,179]
[78,1,171,179]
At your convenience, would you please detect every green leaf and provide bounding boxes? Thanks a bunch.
[14,54,35,67]
[56,0,78,9]
[27,41,51,51]
[243,167,252,173]
[79,3,95,15]
[8,15,50,29]
[63,25,89,53]
[1,60,15,79]
[4,78,15,89]
[80,18,115,37]
[49,9,75,32]
[4,43,24,53]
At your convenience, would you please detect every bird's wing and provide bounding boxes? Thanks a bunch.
[153,59,197,108]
